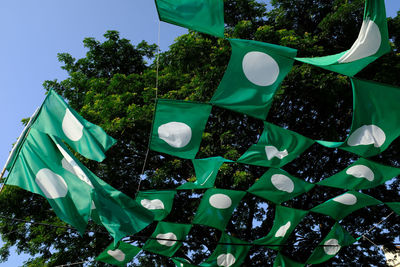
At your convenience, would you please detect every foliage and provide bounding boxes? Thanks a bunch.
[0,1,399,266]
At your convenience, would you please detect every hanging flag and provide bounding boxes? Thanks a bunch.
[143,222,192,257]
[238,122,314,168]
[172,257,198,267]
[96,241,141,266]
[177,157,232,190]
[211,39,297,120]
[192,188,246,231]
[273,253,305,267]
[247,168,315,204]
[306,223,356,264]
[317,78,400,157]
[254,206,308,250]
[5,128,93,234]
[150,99,212,159]
[385,202,400,215]
[200,233,250,267]
[310,191,382,221]
[31,89,116,162]
[135,190,176,221]
[296,0,390,76]
[155,0,225,37]
[317,158,400,190]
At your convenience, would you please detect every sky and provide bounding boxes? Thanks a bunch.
[0,0,399,266]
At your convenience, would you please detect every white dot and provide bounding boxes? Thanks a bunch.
[107,249,126,262]
[347,125,386,148]
[265,146,288,160]
[62,109,84,142]
[217,253,236,267]
[156,232,177,247]
[35,168,68,199]
[158,122,192,148]
[242,51,280,86]
[140,199,165,210]
[333,193,357,205]
[275,221,291,237]
[338,19,381,63]
[209,194,232,209]
[346,165,374,182]
[271,174,295,193]
[323,239,341,255]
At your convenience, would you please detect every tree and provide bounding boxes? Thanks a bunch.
[0,1,399,266]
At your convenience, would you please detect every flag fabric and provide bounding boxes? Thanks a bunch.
[210,39,297,120]
[386,202,400,215]
[200,233,250,267]
[135,190,176,221]
[172,257,198,267]
[317,78,400,157]
[310,191,382,221]
[238,122,314,168]
[96,241,141,266]
[254,206,308,250]
[247,168,315,204]
[317,158,400,190]
[150,99,212,159]
[155,0,225,37]
[5,128,93,234]
[306,223,356,264]
[177,157,232,190]
[273,253,305,267]
[143,222,192,257]
[192,188,246,231]
[31,90,116,162]
[296,0,390,76]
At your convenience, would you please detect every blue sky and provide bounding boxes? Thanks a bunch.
[0,0,399,266]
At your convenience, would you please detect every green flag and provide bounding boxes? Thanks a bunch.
[385,202,400,215]
[177,157,232,190]
[311,191,382,221]
[317,158,400,190]
[143,222,192,257]
[150,99,212,159]
[155,0,225,37]
[254,205,308,250]
[273,253,305,267]
[317,78,400,157]
[31,90,116,162]
[200,233,250,267]
[172,257,199,267]
[136,190,176,221]
[5,128,93,234]
[306,223,356,264]
[296,0,390,76]
[238,122,314,168]
[210,39,297,120]
[96,241,141,266]
[192,188,246,231]
[247,168,315,204]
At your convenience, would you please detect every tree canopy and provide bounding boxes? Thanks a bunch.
[0,0,399,266]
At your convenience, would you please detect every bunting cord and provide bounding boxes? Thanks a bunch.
[137,19,161,195]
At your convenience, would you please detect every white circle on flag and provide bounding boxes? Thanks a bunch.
[209,194,232,209]
[271,174,295,193]
[275,221,291,237]
[156,232,177,247]
[217,253,236,267]
[62,108,84,141]
[158,122,192,148]
[332,193,357,205]
[140,199,165,210]
[107,249,126,262]
[35,168,68,199]
[323,239,341,255]
[346,165,375,182]
[242,51,280,86]
[347,125,386,148]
